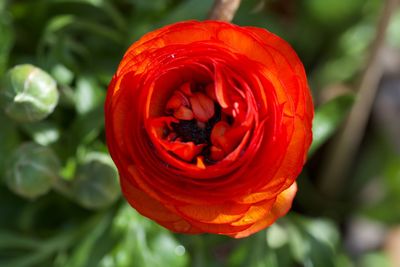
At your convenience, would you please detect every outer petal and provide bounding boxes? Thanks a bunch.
[245,26,314,121]
[229,182,298,238]
[176,202,250,224]
[120,168,202,234]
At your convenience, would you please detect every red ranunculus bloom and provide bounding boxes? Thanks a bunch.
[105,20,313,238]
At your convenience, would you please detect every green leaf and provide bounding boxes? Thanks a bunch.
[384,157,400,197]
[20,121,60,146]
[0,9,14,76]
[150,233,188,267]
[0,111,20,178]
[358,252,391,267]
[286,220,310,262]
[286,214,341,267]
[335,253,355,267]
[309,94,355,156]
[0,231,40,250]
[304,0,364,27]
[159,0,213,24]
[98,205,189,267]
[70,105,104,145]
[43,15,75,34]
[303,219,339,251]
[362,155,400,223]
[266,223,289,249]
[228,230,292,267]
[51,64,74,86]
[0,213,104,267]
[75,76,105,115]
[59,210,115,267]
[49,0,127,31]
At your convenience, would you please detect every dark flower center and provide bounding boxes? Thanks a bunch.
[148,79,247,165]
[170,104,221,145]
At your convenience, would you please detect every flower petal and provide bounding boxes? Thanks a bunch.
[229,182,297,238]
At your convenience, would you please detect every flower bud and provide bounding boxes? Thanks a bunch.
[0,64,59,122]
[72,152,120,209]
[5,142,60,199]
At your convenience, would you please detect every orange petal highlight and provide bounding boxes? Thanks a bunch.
[230,182,297,238]
[160,141,205,162]
[177,202,250,224]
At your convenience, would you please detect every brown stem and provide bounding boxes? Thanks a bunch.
[318,0,400,198]
[208,0,242,22]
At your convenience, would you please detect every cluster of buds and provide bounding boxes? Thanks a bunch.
[1,64,119,209]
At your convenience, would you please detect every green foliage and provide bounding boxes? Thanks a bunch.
[97,205,189,267]
[0,5,14,76]
[359,252,391,267]
[74,76,105,115]
[0,111,20,177]
[285,215,340,267]
[303,0,364,27]
[226,214,349,267]
[0,203,189,267]
[20,121,60,146]
[309,93,355,156]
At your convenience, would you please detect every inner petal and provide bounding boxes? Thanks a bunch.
[147,64,254,166]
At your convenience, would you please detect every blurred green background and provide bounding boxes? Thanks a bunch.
[1,0,400,266]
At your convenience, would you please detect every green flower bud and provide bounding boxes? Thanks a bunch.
[5,142,60,199]
[0,64,59,122]
[72,152,120,209]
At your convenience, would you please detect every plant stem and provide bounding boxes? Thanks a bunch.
[208,0,241,22]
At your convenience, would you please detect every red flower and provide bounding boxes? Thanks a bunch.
[105,21,313,238]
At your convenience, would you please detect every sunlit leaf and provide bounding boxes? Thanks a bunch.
[98,205,189,267]
[75,76,105,115]
[309,94,355,156]
[359,252,391,267]
[20,121,60,146]
[266,223,288,249]
[51,64,74,86]
[285,214,341,267]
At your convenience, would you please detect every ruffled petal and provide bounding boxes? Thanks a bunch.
[229,182,297,238]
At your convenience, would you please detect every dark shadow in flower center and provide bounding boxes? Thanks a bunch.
[171,104,221,145]
[160,81,242,164]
